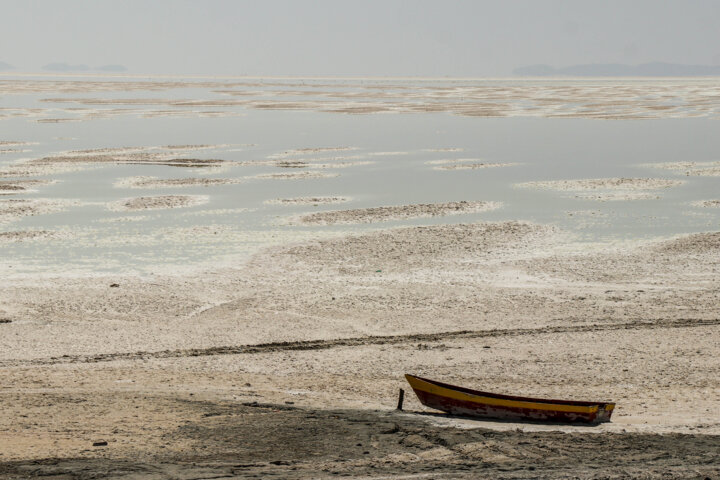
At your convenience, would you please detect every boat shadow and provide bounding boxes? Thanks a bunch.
[406,410,605,427]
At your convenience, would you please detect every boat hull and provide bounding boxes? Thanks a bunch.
[406,375,614,424]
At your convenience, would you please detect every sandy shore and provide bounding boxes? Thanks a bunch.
[1,220,719,477]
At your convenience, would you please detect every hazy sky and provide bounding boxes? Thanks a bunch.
[2,0,719,76]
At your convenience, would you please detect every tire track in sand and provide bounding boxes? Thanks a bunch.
[5,317,719,367]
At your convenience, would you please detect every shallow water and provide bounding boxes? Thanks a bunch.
[1,74,719,276]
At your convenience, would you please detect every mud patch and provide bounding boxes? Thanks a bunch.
[96,215,151,223]
[268,147,358,159]
[644,161,720,177]
[253,171,339,180]
[0,180,52,195]
[653,232,720,255]
[0,199,74,225]
[516,178,683,200]
[290,200,501,225]
[431,162,518,171]
[265,196,350,205]
[0,230,60,242]
[114,176,244,189]
[516,178,683,191]
[692,199,720,208]
[109,195,208,212]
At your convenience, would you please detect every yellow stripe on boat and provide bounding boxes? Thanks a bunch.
[406,375,598,414]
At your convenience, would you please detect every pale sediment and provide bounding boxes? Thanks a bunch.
[40,79,720,119]
[31,155,225,168]
[366,151,410,156]
[0,180,53,194]
[108,195,208,212]
[425,158,487,165]
[114,176,244,189]
[573,192,662,201]
[253,171,340,180]
[265,196,350,205]
[96,215,151,223]
[0,230,60,242]
[268,147,358,159]
[644,161,720,177]
[432,162,518,171]
[0,198,74,225]
[271,159,372,169]
[423,147,464,152]
[289,200,501,225]
[691,199,720,208]
[515,177,684,200]
[0,148,31,155]
[19,145,233,173]
[516,178,683,191]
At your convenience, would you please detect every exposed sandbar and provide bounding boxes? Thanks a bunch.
[644,161,720,177]
[109,195,208,212]
[290,200,501,225]
[253,171,339,180]
[0,198,73,225]
[114,176,244,189]
[0,230,61,242]
[691,199,720,208]
[516,178,683,200]
[265,196,350,205]
[430,161,518,171]
[268,147,358,159]
[516,178,683,191]
[0,180,52,195]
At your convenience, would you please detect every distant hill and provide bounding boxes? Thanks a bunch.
[0,61,13,71]
[96,64,128,72]
[514,62,720,77]
[42,63,90,72]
